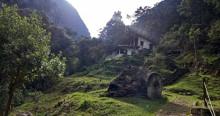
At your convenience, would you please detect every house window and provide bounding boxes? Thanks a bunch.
[140,41,144,46]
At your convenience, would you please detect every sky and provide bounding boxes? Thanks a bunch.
[66,0,161,37]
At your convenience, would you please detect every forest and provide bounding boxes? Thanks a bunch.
[0,0,220,115]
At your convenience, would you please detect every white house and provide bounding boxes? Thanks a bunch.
[137,37,151,50]
[113,36,152,57]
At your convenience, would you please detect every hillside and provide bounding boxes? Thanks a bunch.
[1,0,90,37]
[11,73,220,115]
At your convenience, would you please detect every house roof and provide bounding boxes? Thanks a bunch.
[117,45,139,49]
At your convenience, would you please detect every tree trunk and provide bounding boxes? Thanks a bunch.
[4,82,15,116]
[193,38,198,73]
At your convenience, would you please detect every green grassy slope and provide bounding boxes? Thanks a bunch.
[12,73,220,116]
[164,73,220,109]
[11,76,166,116]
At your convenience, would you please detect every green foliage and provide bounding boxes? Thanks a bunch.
[206,0,220,12]
[0,5,65,114]
[85,55,145,77]
[166,73,220,102]
[76,38,106,72]
[208,20,220,53]
[49,25,107,75]
[49,26,78,75]
[178,0,193,17]
[99,11,128,54]
[145,53,176,80]
[178,0,215,25]
[176,52,194,66]
[0,82,8,112]
[55,77,110,93]
[209,20,220,42]
[188,26,201,41]
[140,0,220,76]
[28,54,66,91]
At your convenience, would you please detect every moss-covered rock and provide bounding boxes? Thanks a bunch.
[107,66,162,99]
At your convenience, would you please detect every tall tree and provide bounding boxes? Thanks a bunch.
[0,5,65,115]
[189,26,201,71]
[99,11,127,54]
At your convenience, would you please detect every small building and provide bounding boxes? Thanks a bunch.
[114,36,153,57]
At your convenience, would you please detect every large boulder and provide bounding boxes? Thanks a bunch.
[107,66,162,99]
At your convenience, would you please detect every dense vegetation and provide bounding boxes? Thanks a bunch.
[0,5,65,115]
[0,0,220,115]
[142,0,220,77]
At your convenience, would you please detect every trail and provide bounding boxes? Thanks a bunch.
[156,102,191,116]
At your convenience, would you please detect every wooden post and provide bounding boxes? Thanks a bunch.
[203,78,208,108]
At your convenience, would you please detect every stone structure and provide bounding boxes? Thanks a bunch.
[107,66,162,99]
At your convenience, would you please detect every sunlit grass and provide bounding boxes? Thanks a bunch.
[165,73,220,108]
[12,73,220,115]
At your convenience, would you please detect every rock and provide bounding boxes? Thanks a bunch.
[107,66,162,99]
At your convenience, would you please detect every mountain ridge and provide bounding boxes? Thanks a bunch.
[1,0,90,37]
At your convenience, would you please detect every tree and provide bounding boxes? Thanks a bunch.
[178,0,215,25]
[76,38,105,71]
[189,26,201,71]
[99,11,127,54]
[206,0,220,12]
[49,26,78,75]
[134,0,182,44]
[0,5,65,115]
[208,20,220,53]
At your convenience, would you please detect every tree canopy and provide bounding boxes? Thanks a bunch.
[0,5,65,115]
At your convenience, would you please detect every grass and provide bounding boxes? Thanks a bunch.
[12,92,166,116]
[52,76,112,94]
[165,73,220,108]
[11,76,166,116]
[83,56,145,77]
[11,73,220,115]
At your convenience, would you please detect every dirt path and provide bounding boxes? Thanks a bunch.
[156,102,191,116]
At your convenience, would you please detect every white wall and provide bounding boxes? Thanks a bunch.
[138,37,150,49]
[127,49,132,55]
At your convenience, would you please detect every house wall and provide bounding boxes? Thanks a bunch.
[108,37,152,59]
[138,37,151,49]
[127,49,132,55]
